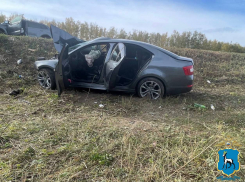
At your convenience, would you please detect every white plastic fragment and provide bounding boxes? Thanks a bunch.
[18,99,31,105]
[99,104,104,108]
[17,59,22,64]
[211,104,215,110]
[207,80,211,84]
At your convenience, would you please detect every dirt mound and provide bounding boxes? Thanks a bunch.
[0,35,56,92]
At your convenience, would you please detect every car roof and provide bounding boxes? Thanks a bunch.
[87,38,180,59]
[24,19,49,28]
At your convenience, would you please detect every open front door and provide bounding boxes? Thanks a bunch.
[104,43,126,90]
[55,44,69,96]
[50,24,85,53]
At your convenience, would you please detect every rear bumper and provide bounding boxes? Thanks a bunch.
[166,86,192,95]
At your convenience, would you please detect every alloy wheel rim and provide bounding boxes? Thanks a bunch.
[38,71,51,89]
[140,81,161,99]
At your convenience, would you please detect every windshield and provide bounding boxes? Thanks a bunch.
[10,15,22,24]
[68,41,92,54]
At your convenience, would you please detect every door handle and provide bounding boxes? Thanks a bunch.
[109,68,113,70]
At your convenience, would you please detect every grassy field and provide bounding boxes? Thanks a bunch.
[1,35,245,181]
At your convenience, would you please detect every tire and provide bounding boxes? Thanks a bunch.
[0,30,6,35]
[41,35,51,39]
[137,77,165,99]
[37,68,56,90]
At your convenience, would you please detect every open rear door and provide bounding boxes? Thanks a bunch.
[55,44,69,96]
[104,43,126,90]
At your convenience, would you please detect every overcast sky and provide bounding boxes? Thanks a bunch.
[1,0,245,46]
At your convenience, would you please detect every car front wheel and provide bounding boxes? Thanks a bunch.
[37,68,56,90]
[137,77,164,99]
[0,30,6,34]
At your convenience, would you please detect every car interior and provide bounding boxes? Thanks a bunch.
[66,43,152,86]
[68,43,109,83]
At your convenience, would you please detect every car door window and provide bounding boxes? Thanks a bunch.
[110,43,125,62]
[40,24,48,29]
[28,22,41,28]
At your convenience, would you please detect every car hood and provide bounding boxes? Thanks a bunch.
[50,24,85,53]
[0,23,7,27]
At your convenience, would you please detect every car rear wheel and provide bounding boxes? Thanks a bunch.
[38,68,56,90]
[137,77,164,99]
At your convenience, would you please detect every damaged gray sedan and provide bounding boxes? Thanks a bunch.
[35,25,194,99]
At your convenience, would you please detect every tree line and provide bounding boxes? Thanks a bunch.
[1,13,244,53]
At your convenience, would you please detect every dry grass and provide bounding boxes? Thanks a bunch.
[1,35,245,181]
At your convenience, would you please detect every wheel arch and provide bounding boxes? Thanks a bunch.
[38,66,55,72]
[0,28,7,34]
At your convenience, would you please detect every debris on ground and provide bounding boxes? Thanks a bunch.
[19,75,23,78]
[99,104,104,108]
[17,59,22,64]
[18,99,31,105]
[0,55,7,63]
[149,112,155,115]
[211,104,215,110]
[152,142,157,147]
[194,103,206,109]
[9,89,23,96]
[207,80,211,84]
[129,121,135,124]
[28,48,36,52]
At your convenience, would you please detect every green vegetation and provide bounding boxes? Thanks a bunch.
[40,17,245,53]
[0,35,245,181]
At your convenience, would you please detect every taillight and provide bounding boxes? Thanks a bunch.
[183,65,194,75]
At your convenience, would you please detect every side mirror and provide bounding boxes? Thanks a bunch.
[4,20,9,24]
